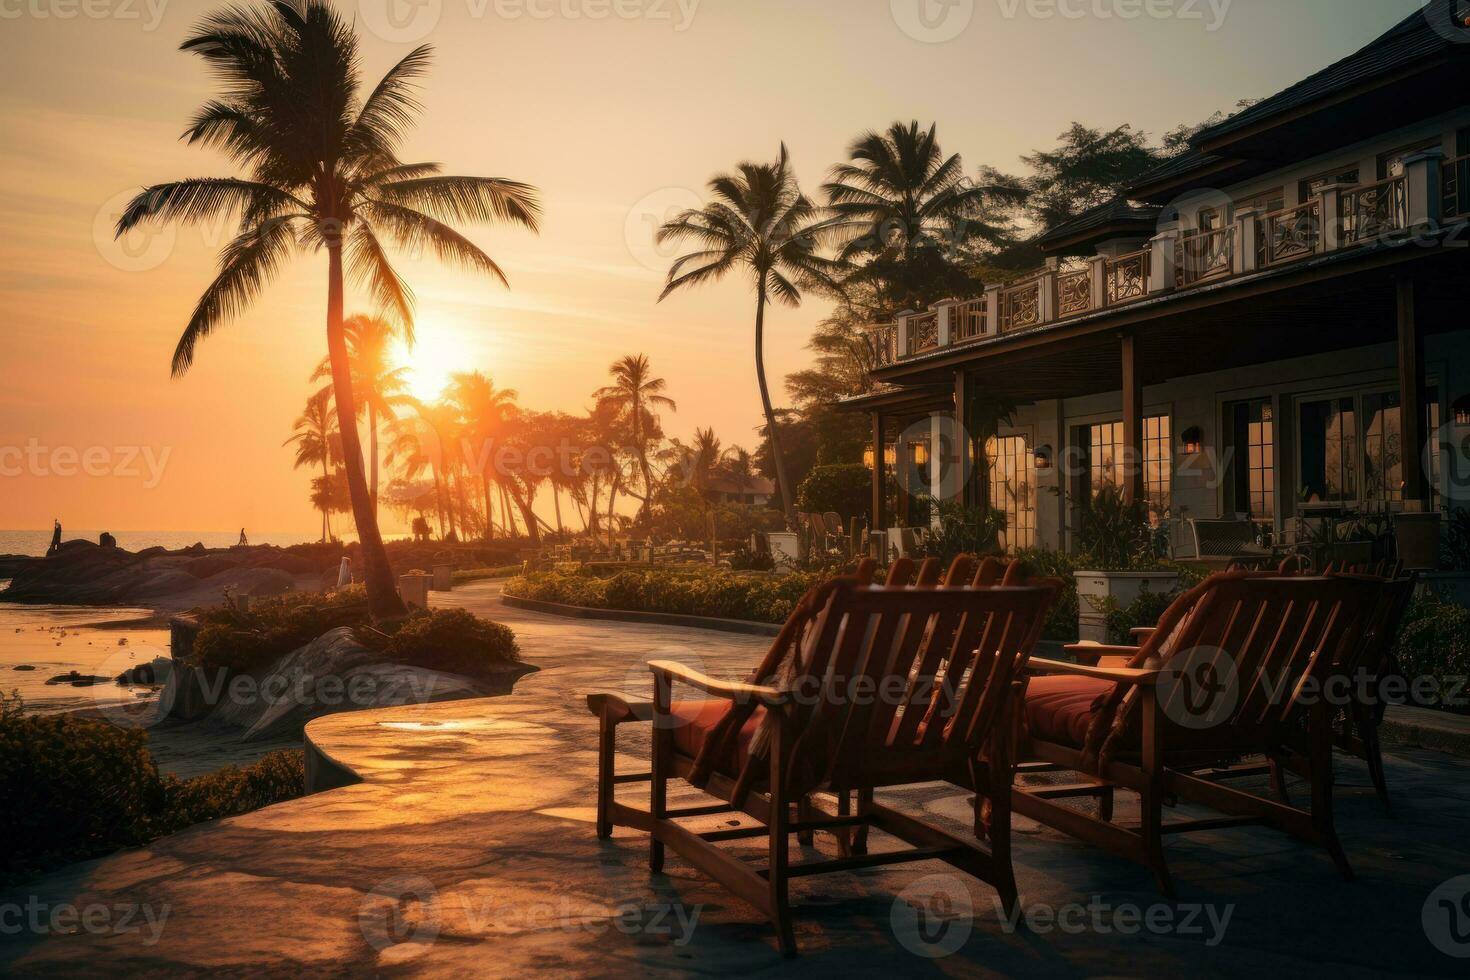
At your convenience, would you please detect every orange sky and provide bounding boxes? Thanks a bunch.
[0,0,1418,536]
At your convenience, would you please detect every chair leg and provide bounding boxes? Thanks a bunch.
[836,791,853,857]
[596,710,616,839]
[796,797,814,847]
[1097,785,1115,823]
[1310,704,1354,881]
[1356,707,1392,815]
[851,789,873,856]
[1269,756,1292,806]
[768,721,797,957]
[650,677,670,874]
[1140,689,1175,898]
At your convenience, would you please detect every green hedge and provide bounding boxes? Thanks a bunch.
[381,607,519,678]
[1,693,304,885]
[1394,591,1470,713]
[505,569,823,624]
[796,464,871,524]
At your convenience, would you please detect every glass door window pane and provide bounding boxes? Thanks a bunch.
[1298,397,1358,505]
[986,435,1035,551]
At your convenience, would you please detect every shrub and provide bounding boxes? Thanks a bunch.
[191,587,371,673]
[1394,591,1470,713]
[915,497,1006,564]
[796,464,871,524]
[1095,585,1178,646]
[452,564,523,584]
[1,692,305,885]
[381,607,519,678]
[1013,549,1081,642]
[506,568,822,624]
[727,546,775,572]
[1075,484,1160,570]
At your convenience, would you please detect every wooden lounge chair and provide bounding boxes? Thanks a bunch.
[587,558,1056,956]
[1014,573,1382,894]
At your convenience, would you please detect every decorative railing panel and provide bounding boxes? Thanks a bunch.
[1444,154,1470,218]
[951,299,987,342]
[1262,201,1319,266]
[868,322,898,368]
[1342,176,1408,244]
[1175,227,1234,286]
[906,312,939,356]
[1000,279,1041,332]
[1056,268,1093,318]
[1105,250,1150,305]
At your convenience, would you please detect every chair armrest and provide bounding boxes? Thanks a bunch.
[1129,627,1157,640]
[585,691,653,725]
[1028,656,1163,686]
[1065,642,1141,666]
[647,660,791,706]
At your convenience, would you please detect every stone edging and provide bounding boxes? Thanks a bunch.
[498,592,782,637]
[1381,704,1470,758]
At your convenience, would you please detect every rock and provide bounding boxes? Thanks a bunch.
[13,665,35,671]
[46,671,112,686]
[116,657,172,686]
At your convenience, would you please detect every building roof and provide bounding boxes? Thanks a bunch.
[705,474,775,497]
[1128,5,1470,198]
[1038,196,1162,254]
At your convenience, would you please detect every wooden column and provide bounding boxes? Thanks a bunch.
[871,412,887,532]
[1121,333,1145,505]
[1398,277,1429,508]
[954,369,973,508]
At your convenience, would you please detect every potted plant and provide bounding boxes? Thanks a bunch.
[1072,485,1180,643]
[1394,509,1443,571]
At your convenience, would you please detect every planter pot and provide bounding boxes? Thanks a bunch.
[431,563,454,592]
[1075,570,1182,644]
[1324,540,1376,570]
[398,572,431,609]
[1394,513,1442,571]
[766,533,801,572]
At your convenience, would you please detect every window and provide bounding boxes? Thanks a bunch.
[1298,397,1358,505]
[986,435,1035,551]
[1197,207,1221,232]
[1144,415,1172,523]
[1225,399,1275,522]
[1299,167,1359,202]
[1363,392,1404,503]
[1447,127,1470,217]
[1377,139,1440,180]
[1088,416,1170,523]
[1236,188,1285,216]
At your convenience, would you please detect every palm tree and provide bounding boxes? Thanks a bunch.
[384,399,461,539]
[115,1,540,618]
[311,314,410,517]
[822,121,1018,310]
[448,371,518,541]
[594,354,675,526]
[284,389,340,542]
[657,146,839,528]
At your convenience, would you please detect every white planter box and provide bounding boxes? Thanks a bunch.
[1075,570,1181,644]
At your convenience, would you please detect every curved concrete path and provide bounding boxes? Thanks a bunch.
[3,581,1469,977]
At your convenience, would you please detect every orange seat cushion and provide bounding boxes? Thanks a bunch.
[669,700,766,774]
[1024,675,1115,748]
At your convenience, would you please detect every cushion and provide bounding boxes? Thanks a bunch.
[1024,674,1115,748]
[669,700,767,774]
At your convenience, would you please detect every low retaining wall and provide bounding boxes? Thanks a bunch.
[499,593,782,637]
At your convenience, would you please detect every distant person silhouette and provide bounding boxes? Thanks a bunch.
[237,528,249,547]
[47,520,62,556]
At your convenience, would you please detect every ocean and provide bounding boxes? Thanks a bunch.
[0,603,170,715]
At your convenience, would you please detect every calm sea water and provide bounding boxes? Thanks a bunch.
[0,603,170,714]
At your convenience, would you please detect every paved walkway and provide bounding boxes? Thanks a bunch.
[3,581,1469,977]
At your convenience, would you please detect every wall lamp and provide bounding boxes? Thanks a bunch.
[1034,445,1053,470]
[1180,426,1204,455]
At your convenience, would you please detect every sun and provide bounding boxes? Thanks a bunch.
[399,329,461,403]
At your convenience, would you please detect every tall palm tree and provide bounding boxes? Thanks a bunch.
[657,146,839,527]
[311,314,410,517]
[447,371,518,541]
[283,389,340,542]
[822,121,1018,310]
[115,1,540,618]
[594,354,675,526]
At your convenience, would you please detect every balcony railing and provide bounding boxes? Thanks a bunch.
[1342,176,1407,244]
[864,154,1463,367]
[1000,278,1042,332]
[1262,201,1319,266]
[1056,267,1094,318]
[1105,249,1150,304]
[1444,154,1470,218]
[951,298,987,341]
[1176,227,1234,286]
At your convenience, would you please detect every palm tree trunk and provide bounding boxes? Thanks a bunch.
[482,476,495,542]
[754,286,797,528]
[368,402,379,518]
[320,457,330,544]
[325,243,404,619]
[553,488,565,540]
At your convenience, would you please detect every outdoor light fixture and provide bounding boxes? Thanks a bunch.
[1181,426,1204,454]
[863,447,875,468]
[912,442,929,467]
[1454,394,1470,426]
[1034,445,1053,470]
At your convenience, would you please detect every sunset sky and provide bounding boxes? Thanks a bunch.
[0,0,1420,536]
